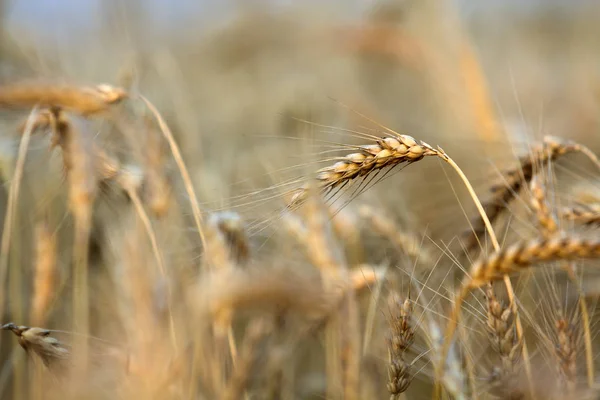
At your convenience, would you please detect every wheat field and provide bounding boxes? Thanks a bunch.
[0,1,599,399]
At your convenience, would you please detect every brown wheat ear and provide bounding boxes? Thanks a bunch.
[484,284,522,397]
[466,236,600,289]
[560,205,600,226]
[289,134,438,208]
[208,211,250,265]
[555,317,579,391]
[529,175,559,236]
[0,82,127,116]
[2,323,70,369]
[463,136,586,253]
[387,293,414,398]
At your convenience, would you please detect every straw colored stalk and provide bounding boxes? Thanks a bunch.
[30,220,58,326]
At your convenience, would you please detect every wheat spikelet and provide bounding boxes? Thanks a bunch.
[528,176,595,389]
[139,113,172,218]
[0,83,126,116]
[560,205,600,226]
[208,212,250,265]
[289,134,439,208]
[2,323,69,370]
[467,237,600,289]
[530,176,559,236]
[386,293,414,398]
[555,318,579,391]
[464,136,585,252]
[484,284,523,398]
[440,236,600,393]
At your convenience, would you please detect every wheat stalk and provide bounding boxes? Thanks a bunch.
[30,219,57,327]
[221,319,272,400]
[0,108,38,353]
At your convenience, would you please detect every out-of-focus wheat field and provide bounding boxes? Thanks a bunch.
[0,0,599,399]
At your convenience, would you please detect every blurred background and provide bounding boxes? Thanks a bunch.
[0,1,599,398]
[0,0,599,268]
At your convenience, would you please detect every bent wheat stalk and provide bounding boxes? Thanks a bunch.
[139,95,207,250]
[285,121,533,397]
[530,177,595,388]
[441,236,600,398]
[465,136,600,253]
[0,108,38,352]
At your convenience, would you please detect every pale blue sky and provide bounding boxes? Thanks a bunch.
[5,0,596,39]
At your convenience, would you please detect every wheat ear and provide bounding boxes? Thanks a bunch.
[2,323,69,370]
[0,83,126,116]
[555,317,579,392]
[466,237,600,288]
[529,176,594,388]
[560,205,600,226]
[463,136,585,253]
[289,134,438,208]
[387,293,414,398]
[286,121,515,397]
[484,284,523,397]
